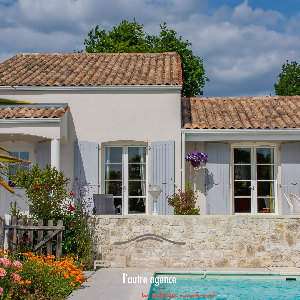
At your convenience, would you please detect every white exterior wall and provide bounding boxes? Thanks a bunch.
[0,88,181,216]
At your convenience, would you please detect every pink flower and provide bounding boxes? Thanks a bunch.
[12,261,22,270]
[0,287,3,295]
[68,206,75,211]
[0,258,11,268]
[0,268,6,277]
[12,273,20,283]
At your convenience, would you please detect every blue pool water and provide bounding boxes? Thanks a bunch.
[148,274,300,300]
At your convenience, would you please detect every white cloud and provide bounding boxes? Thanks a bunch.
[232,0,285,26]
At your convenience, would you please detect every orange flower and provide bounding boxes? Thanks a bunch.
[25,280,31,284]
[71,282,75,287]
[19,281,24,285]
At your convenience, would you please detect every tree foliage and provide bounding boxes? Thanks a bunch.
[274,60,300,96]
[83,20,209,97]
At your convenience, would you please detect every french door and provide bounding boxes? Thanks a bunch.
[233,147,276,214]
[104,146,147,214]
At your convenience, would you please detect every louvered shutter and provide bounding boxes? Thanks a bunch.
[150,141,175,215]
[74,141,99,197]
[36,141,51,169]
[205,143,230,215]
[281,142,300,215]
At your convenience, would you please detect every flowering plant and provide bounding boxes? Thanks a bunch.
[185,143,208,167]
[0,249,86,299]
[167,183,200,215]
[185,152,208,163]
[11,166,93,268]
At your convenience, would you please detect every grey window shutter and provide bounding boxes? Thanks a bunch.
[74,141,99,197]
[281,142,300,215]
[151,140,175,215]
[36,141,51,169]
[205,143,230,215]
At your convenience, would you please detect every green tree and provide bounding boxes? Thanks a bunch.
[83,20,209,97]
[274,60,300,95]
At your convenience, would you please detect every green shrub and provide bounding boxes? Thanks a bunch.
[0,249,86,299]
[11,165,93,268]
[167,183,200,215]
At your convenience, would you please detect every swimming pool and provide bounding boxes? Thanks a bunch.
[148,274,300,300]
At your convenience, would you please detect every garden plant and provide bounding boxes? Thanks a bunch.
[11,165,94,267]
[167,183,200,215]
[0,249,86,299]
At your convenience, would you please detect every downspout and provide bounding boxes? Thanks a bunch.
[181,132,185,192]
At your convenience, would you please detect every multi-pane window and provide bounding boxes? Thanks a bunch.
[233,147,275,214]
[104,146,147,214]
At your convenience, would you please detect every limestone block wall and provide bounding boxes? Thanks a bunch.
[92,215,300,268]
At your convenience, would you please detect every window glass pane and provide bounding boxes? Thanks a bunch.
[234,165,251,180]
[105,181,122,196]
[128,198,146,214]
[257,165,274,180]
[257,198,275,213]
[129,164,146,180]
[105,164,122,180]
[128,181,146,196]
[128,147,146,163]
[234,181,251,196]
[105,147,122,163]
[256,148,274,164]
[234,148,251,164]
[10,152,19,158]
[234,198,251,213]
[257,181,274,197]
[20,152,29,160]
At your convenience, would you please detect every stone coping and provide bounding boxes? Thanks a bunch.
[93,215,300,219]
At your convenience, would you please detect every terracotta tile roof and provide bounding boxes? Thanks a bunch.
[0,105,68,119]
[0,53,182,87]
[182,96,300,129]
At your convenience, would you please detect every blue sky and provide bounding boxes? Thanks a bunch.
[0,0,300,97]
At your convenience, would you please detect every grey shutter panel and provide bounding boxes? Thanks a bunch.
[205,143,230,215]
[74,141,99,197]
[281,142,300,215]
[36,141,51,169]
[151,140,175,215]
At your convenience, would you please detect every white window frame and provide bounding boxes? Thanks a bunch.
[230,143,278,215]
[102,144,148,215]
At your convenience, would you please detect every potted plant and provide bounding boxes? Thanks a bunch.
[185,143,208,167]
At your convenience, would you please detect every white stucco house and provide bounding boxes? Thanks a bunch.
[0,52,182,217]
[1,53,300,217]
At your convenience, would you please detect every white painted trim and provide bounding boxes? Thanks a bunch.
[0,119,61,124]
[0,85,182,91]
[182,129,300,141]
[181,132,185,191]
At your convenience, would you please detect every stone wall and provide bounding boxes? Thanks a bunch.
[92,215,300,268]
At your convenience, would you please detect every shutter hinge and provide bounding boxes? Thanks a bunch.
[98,146,101,150]
[149,146,151,150]
[279,146,281,151]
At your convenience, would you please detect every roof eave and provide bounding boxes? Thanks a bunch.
[182,128,300,142]
[0,85,182,91]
